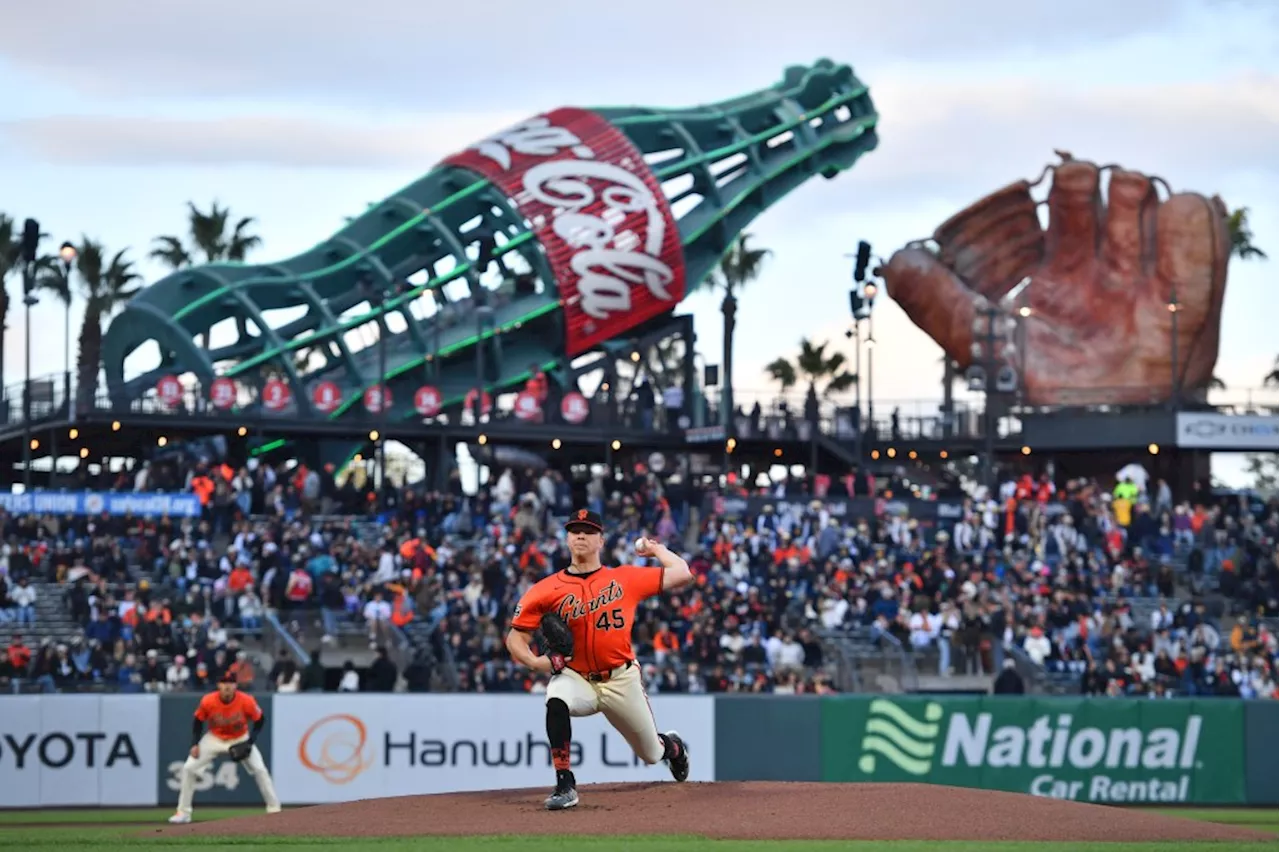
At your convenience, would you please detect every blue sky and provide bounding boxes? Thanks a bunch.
[0,0,1275,484]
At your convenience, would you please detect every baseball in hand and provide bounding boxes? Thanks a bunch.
[635,537,652,555]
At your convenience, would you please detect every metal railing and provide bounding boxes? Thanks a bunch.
[264,610,312,666]
[820,626,919,693]
[7,368,1273,446]
[820,633,863,693]
[385,621,413,692]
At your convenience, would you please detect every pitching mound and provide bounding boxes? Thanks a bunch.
[156,782,1267,842]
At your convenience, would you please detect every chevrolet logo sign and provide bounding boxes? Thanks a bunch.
[1176,413,1280,449]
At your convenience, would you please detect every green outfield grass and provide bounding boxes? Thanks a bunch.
[0,806,1273,851]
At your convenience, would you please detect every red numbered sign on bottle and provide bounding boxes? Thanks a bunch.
[414,385,442,417]
[209,377,236,410]
[513,390,541,421]
[262,379,290,411]
[560,391,589,424]
[312,381,341,413]
[364,385,391,413]
[156,375,182,408]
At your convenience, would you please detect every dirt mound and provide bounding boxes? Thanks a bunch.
[155,782,1268,842]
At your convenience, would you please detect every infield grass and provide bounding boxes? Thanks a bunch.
[0,806,1273,851]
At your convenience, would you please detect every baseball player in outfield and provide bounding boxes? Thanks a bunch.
[505,509,695,811]
[168,672,282,823]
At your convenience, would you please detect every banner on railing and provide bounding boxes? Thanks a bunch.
[0,695,160,806]
[269,693,715,803]
[820,696,1244,804]
[0,490,202,518]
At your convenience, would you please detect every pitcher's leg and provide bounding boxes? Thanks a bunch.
[543,670,597,811]
[243,745,282,813]
[598,664,667,765]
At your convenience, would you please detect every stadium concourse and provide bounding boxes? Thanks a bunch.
[0,453,1275,701]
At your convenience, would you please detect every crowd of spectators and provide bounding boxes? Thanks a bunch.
[0,448,1275,703]
[899,470,1279,699]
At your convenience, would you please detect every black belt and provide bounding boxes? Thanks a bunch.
[585,660,633,683]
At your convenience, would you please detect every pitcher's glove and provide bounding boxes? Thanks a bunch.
[228,741,253,762]
[539,612,574,675]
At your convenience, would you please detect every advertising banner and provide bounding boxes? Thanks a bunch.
[1244,701,1278,805]
[714,695,823,782]
[1175,412,1279,451]
[820,696,1245,804]
[156,693,275,806]
[0,695,160,806]
[270,694,715,803]
[0,490,202,518]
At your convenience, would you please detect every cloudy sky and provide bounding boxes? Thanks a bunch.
[0,0,1275,483]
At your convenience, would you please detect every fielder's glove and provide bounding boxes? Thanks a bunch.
[227,741,253,762]
[539,612,574,675]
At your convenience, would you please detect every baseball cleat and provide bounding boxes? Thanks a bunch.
[544,785,579,810]
[545,769,579,810]
[664,731,690,782]
[167,813,191,824]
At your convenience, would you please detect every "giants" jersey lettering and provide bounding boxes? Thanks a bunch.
[557,579,624,622]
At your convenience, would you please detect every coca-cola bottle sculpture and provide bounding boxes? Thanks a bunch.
[101,58,878,428]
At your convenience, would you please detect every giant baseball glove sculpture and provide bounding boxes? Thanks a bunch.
[882,153,1230,406]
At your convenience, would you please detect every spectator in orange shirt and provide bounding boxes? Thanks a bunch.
[228,565,254,595]
[652,622,680,664]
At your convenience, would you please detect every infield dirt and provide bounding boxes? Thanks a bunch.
[155,782,1270,842]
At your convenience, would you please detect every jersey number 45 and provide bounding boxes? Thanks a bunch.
[595,608,625,631]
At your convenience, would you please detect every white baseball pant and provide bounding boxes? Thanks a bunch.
[175,731,282,817]
[546,661,666,764]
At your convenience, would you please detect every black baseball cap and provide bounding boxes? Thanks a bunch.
[564,509,604,533]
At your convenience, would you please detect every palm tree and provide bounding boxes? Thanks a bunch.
[795,338,857,398]
[1226,207,1267,261]
[73,239,141,408]
[34,254,75,379]
[0,216,73,398]
[1265,356,1278,389]
[150,201,262,269]
[0,214,23,395]
[772,338,856,423]
[764,357,796,396]
[1203,209,1269,394]
[700,233,771,428]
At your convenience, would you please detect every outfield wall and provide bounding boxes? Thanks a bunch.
[0,694,1273,807]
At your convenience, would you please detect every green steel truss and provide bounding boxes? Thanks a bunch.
[101,59,878,428]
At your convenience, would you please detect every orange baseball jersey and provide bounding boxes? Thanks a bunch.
[195,690,263,741]
[511,564,664,674]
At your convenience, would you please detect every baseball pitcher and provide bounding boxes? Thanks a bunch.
[168,672,282,823]
[505,509,695,811]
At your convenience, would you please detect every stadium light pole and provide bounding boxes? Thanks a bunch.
[19,219,40,491]
[59,242,77,389]
[976,305,1000,494]
[1168,285,1180,409]
[361,276,390,507]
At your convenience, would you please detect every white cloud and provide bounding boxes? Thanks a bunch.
[838,73,1279,206]
[0,112,526,169]
[6,74,1274,197]
[0,0,1198,108]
